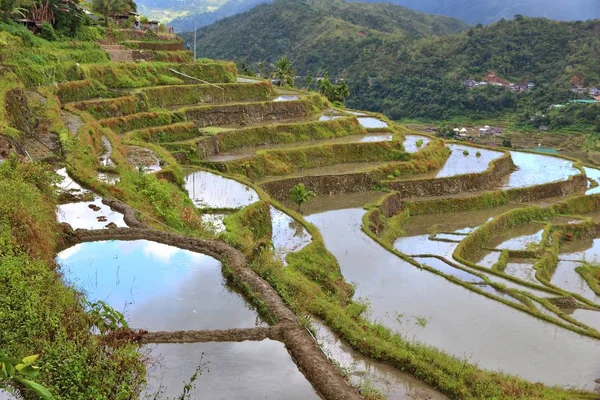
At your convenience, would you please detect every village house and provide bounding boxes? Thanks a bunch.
[464,73,532,92]
[479,125,503,136]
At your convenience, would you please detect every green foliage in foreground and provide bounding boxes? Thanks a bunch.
[0,353,53,400]
[0,158,145,400]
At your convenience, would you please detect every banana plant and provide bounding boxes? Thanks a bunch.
[0,352,53,400]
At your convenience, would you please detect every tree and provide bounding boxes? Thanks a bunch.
[272,56,295,87]
[0,0,31,20]
[90,0,132,27]
[305,76,314,91]
[318,74,350,104]
[289,183,315,213]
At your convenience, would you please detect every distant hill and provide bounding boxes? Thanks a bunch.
[140,0,600,32]
[352,0,600,25]
[183,0,469,65]
[169,0,272,33]
[187,1,600,119]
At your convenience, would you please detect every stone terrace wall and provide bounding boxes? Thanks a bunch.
[183,99,312,128]
[384,152,514,198]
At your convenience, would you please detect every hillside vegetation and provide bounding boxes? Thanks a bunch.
[190,2,599,120]
[353,0,600,25]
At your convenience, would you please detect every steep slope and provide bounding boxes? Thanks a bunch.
[353,0,600,25]
[185,0,468,64]
[171,0,272,32]
[190,4,599,119]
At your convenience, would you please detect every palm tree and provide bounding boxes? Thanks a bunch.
[289,183,315,213]
[90,0,130,27]
[272,56,295,87]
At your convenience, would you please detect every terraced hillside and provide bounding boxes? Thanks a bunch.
[2,23,600,400]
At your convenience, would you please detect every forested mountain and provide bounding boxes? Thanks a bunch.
[189,1,600,119]
[352,0,600,25]
[170,0,271,32]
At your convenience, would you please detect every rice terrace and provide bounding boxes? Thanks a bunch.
[1,4,600,400]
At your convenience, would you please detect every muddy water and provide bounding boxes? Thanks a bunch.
[311,320,447,400]
[502,152,580,189]
[572,309,600,332]
[142,341,318,399]
[306,208,600,388]
[206,133,393,162]
[100,136,114,167]
[271,207,311,264]
[126,146,161,173]
[57,240,261,331]
[402,135,431,153]
[281,191,384,215]
[258,162,392,183]
[487,224,544,251]
[185,170,259,208]
[395,235,458,258]
[56,168,127,230]
[504,260,539,284]
[357,117,388,129]
[412,257,483,283]
[470,250,502,268]
[557,238,600,304]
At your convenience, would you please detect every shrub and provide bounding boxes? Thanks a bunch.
[40,23,57,41]
[463,150,469,156]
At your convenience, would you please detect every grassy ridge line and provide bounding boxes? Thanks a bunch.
[65,94,149,120]
[360,200,600,339]
[454,195,600,309]
[100,111,186,134]
[138,81,273,108]
[189,166,594,399]
[217,141,408,180]
[162,117,369,165]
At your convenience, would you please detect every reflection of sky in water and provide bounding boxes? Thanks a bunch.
[436,145,503,178]
[270,207,311,264]
[358,117,388,129]
[403,135,431,153]
[584,167,600,195]
[143,341,318,399]
[185,171,259,209]
[306,208,600,389]
[55,168,126,230]
[273,95,300,102]
[57,240,260,331]
[311,320,445,400]
[503,152,580,189]
[57,196,127,230]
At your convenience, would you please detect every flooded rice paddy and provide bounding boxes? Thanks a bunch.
[57,240,262,331]
[206,133,393,163]
[143,341,318,399]
[306,208,600,388]
[185,170,259,208]
[502,152,580,189]
[357,117,388,129]
[435,145,503,178]
[402,135,431,153]
[271,206,312,264]
[311,320,447,399]
[56,168,127,230]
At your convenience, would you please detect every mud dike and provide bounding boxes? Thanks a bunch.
[60,199,362,400]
